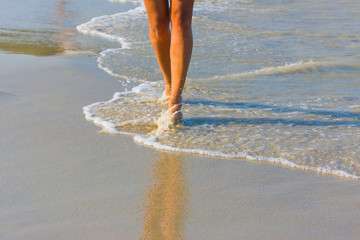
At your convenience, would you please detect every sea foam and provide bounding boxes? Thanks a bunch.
[78,0,360,180]
[82,81,360,180]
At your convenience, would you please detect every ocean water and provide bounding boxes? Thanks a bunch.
[0,0,134,56]
[78,0,360,179]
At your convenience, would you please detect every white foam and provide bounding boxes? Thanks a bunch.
[349,105,360,109]
[82,84,360,180]
[132,82,156,93]
[83,91,142,136]
[153,110,173,136]
[79,1,360,181]
[77,4,146,46]
[206,57,360,80]
[83,104,120,134]
[134,135,360,180]
[76,22,130,49]
[96,49,129,80]
[76,4,152,84]
[97,48,153,84]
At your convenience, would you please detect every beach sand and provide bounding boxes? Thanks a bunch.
[0,53,359,239]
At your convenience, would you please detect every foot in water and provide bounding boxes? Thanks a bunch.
[154,108,183,136]
[170,110,183,125]
[168,94,183,125]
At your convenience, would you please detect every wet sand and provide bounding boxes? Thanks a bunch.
[1,53,360,240]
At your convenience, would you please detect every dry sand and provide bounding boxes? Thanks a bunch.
[0,53,359,240]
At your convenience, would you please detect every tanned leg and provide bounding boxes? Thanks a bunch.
[144,0,172,97]
[168,0,194,117]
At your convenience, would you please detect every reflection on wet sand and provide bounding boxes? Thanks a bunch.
[0,0,75,56]
[140,153,188,240]
[54,0,76,54]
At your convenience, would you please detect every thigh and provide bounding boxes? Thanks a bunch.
[144,0,170,25]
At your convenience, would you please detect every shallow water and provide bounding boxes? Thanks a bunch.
[0,0,134,56]
[78,0,360,179]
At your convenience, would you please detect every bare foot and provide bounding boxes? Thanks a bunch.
[170,110,183,125]
[168,94,183,125]
[168,95,182,115]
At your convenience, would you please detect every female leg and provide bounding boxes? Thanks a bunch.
[168,0,194,118]
[143,0,172,97]
[144,0,194,120]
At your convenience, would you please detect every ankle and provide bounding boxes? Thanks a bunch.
[168,101,182,115]
[164,84,171,96]
[169,94,182,105]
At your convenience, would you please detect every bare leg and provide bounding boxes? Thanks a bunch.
[144,0,194,122]
[168,0,194,116]
[144,0,172,97]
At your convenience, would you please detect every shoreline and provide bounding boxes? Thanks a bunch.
[74,1,360,181]
[1,0,360,238]
[1,52,360,239]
